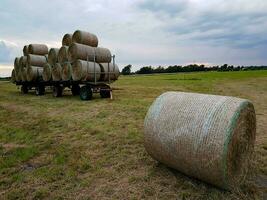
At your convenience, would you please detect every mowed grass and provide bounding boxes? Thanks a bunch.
[0,70,266,199]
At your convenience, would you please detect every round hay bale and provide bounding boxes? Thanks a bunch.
[23,45,29,56]
[19,56,27,68]
[51,63,62,81]
[72,30,98,47]
[42,63,52,82]
[11,69,16,83]
[26,66,43,82]
[144,92,256,190]
[62,62,72,81]
[20,67,27,82]
[58,46,69,64]
[14,57,20,72]
[27,54,47,67]
[99,63,120,81]
[72,59,101,81]
[15,69,21,82]
[68,43,111,63]
[62,33,73,46]
[28,44,48,55]
[48,48,60,66]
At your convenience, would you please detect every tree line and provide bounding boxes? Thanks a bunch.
[121,64,267,75]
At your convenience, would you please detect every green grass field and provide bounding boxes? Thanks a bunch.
[0,71,266,199]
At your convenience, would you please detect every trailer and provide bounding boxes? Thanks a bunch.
[15,55,118,101]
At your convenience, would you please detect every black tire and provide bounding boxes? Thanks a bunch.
[21,85,28,94]
[53,86,63,97]
[71,84,80,96]
[80,86,92,101]
[100,89,111,98]
[36,85,45,96]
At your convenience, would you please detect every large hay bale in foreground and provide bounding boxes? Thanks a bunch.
[19,56,27,68]
[51,63,62,81]
[26,66,43,82]
[72,30,98,47]
[72,60,101,81]
[144,92,256,190]
[20,67,27,82]
[62,33,73,46]
[48,48,60,66]
[42,63,52,82]
[69,43,111,63]
[61,62,72,81]
[23,45,29,56]
[99,63,120,81]
[58,46,69,64]
[27,54,47,67]
[28,44,48,55]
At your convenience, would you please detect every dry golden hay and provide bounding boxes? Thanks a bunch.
[27,54,47,67]
[99,63,120,81]
[144,92,256,190]
[72,30,98,47]
[28,44,48,55]
[26,66,43,82]
[71,59,101,81]
[48,48,60,66]
[62,33,73,46]
[68,43,111,63]
[23,45,29,56]
[58,46,69,64]
[51,63,62,81]
[42,63,52,82]
[61,62,72,81]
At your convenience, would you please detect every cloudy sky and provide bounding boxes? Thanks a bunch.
[0,0,267,76]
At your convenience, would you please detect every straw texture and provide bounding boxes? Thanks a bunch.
[52,63,62,81]
[27,54,47,67]
[48,48,59,66]
[144,92,256,190]
[26,66,43,82]
[99,63,120,81]
[20,67,27,82]
[14,57,20,72]
[58,46,69,64]
[42,63,52,82]
[28,44,48,55]
[69,43,111,63]
[19,56,27,68]
[72,60,101,81]
[72,30,98,47]
[61,62,72,81]
[62,33,73,46]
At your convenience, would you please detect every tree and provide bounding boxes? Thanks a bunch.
[121,64,132,75]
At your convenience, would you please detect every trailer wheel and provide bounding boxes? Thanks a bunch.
[36,85,45,96]
[100,89,111,98]
[21,85,28,94]
[53,86,63,97]
[80,86,92,101]
[71,84,80,96]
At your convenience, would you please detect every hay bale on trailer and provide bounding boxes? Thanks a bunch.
[14,57,20,72]
[42,63,52,82]
[144,92,256,190]
[62,33,73,46]
[27,54,47,67]
[48,48,60,66]
[20,67,27,82]
[99,63,120,81]
[62,62,72,81]
[19,56,27,68]
[28,44,48,55]
[23,45,29,56]
[26,66,43,82]
[51,63,62,81]
[11,69,16,83]
[72,30,98,47]
[68,43,111,63]
[58,46,69,64]
[72,60,101,81]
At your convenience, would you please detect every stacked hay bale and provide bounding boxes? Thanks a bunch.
[11,30,120,83]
